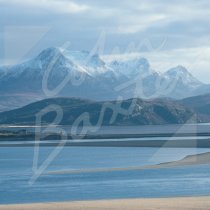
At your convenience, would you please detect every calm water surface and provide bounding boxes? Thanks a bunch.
[1,146,210,204]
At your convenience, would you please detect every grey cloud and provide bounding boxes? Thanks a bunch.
[0,0,210,83]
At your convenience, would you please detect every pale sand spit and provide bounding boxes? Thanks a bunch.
[46,152,210,175]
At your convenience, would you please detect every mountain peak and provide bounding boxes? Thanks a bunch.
[109,57,150,78]
[164,65,203,88]
[61,50,105,69]
[34,47,70,68]
[1,47,210,113]
[166,65,189,76]
[35,48,105,73]
[36,47,63,60]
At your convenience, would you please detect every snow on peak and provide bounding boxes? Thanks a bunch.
[109,57,150,78]
[166,65,189,76]
[164,65,202,87]
[1,47,204,93]
[61,50,106,70]
[34,47,108,75]
[35,47,70,70]
[37,47,62,60]
[34,48,153,77]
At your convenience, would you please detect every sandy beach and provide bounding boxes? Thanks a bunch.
[1,196,210,210]
[44,151,210,175]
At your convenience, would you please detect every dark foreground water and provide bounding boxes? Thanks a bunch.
[1,146,210,204]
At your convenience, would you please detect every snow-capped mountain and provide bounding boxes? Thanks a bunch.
[159,66,204,99]
[109,57,151,78]
[164,66,202,88]
[0,47,209,112]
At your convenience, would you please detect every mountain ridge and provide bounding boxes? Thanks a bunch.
[0,47,210,112]
[0,95,209,126]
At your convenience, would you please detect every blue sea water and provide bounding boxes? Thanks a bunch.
[1,146,210,204]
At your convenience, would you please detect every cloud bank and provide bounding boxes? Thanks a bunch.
[0,0,210,82]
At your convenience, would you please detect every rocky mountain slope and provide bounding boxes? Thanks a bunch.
[0,97,206,126]
[0,47,210,112]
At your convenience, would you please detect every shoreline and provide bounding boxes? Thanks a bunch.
[1,123,210,141]
[45,151,210,175]
[1,196,210,210]
[1,138,210,148]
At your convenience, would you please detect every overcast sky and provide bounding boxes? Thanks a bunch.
[0,0,210,82]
